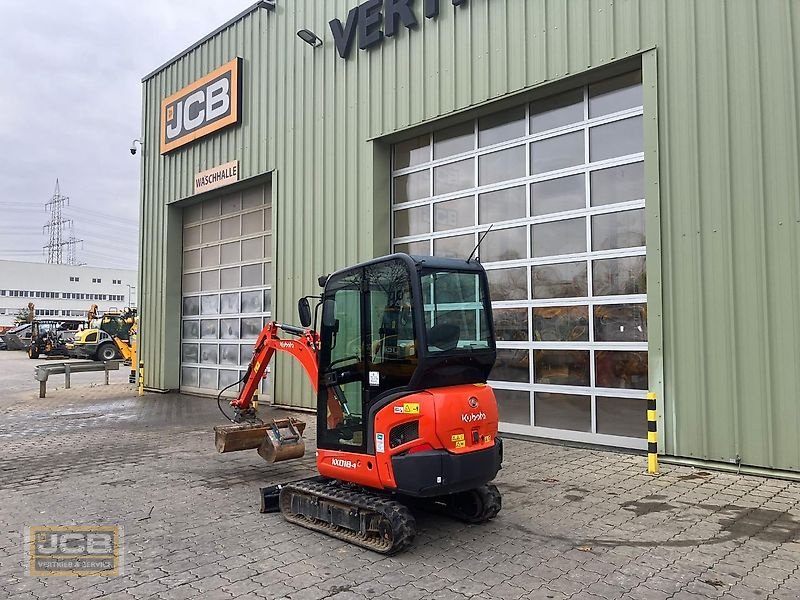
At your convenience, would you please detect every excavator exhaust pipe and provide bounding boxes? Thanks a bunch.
[214,418,306,463]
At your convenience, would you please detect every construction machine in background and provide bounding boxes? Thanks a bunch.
[27,319,85,359]
[214,253,503,554]
[67,306,137,362]
[2,323,31,351]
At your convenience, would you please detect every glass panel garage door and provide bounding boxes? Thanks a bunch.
[181,185,273,396]
[391,71,647,449]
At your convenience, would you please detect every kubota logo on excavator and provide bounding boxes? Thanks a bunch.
[331,458,357,469]
[279,341,294,349]
[461,412,487,423]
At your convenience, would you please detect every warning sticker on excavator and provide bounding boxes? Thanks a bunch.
[455,440,466,449]
[375,432,385,453]
[402,403,420,414]
[451,434,465,442]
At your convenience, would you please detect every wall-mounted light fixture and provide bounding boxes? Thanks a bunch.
[297,29,322,48]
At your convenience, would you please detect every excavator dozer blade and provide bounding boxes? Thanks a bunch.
[214,418,306,455]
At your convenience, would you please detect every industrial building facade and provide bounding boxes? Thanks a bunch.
[0,260,136,327]
[138,1,800,474]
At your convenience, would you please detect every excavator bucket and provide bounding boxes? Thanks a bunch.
[214,418,306,462]
[257,418,306,463]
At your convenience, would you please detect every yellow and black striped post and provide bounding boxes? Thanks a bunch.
[647,391,658,474]
[129,329,138,384]
[138,361,144,397]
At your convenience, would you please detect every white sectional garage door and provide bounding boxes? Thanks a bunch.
[180,184,272,396]
[391,71,647,449]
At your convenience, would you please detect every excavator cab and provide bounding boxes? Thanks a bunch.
[316,254,496,454]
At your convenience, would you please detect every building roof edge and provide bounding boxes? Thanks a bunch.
[141,0,274,83]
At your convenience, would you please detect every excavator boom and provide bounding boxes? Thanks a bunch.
[213,322,317,462]
[231,322,319,412]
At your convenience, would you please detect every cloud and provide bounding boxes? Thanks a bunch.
[0,0,255,269]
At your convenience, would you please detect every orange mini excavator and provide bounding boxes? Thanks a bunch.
[214,253,502,554]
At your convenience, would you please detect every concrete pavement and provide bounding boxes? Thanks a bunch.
[1,351,799,599]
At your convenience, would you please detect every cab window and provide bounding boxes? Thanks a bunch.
[365,261,417,395]
[421,270,492,352]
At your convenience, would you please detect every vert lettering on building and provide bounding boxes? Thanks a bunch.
[160,57,242,154]
[330,0,468,59]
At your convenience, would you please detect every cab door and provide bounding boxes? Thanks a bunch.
[317,269,367,452]
[363,260,418,403]
[317,258,420,454]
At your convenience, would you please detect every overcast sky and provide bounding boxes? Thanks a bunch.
[0,0,254,270]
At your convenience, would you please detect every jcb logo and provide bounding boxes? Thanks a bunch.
[35,532,112,555]
[27,526,122,576]
[160,57,242,154]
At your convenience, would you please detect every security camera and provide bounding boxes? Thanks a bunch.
[130,138,143,156]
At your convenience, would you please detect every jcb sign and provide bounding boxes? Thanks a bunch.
[26,525,122,576]
[160,57,242,154]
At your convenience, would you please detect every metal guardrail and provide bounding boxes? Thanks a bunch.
[34,360,120,398]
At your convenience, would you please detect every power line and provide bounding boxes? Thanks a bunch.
[69,216,139,230]
[1,208,140,233]
[2,185,140,269]
[81,248,138,259]
[76,238,138,250]
[63,206,139,222]
[4,225,51,231]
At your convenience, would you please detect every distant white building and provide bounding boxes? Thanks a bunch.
[0,260,137,327]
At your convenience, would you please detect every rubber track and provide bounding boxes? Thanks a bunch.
[279,479,416,555]
[412,483,502,524]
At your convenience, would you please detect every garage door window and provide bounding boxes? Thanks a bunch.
[391,71,647,448]
[181,185,272,395]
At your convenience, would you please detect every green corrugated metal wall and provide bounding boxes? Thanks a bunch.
[140,0,800,471]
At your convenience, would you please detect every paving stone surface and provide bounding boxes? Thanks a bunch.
[1,353,800,599]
